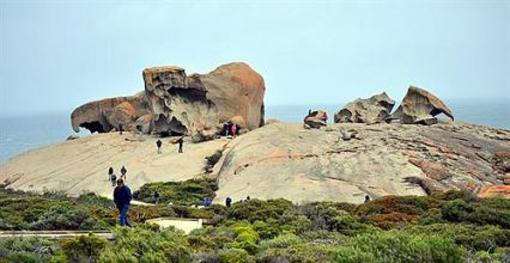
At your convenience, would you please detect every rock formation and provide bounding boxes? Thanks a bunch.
[334,92,395,124]
[143,66,218,139]
[214,122,510,203]
[304,110,328,129]
[2,122,509,202]
[390,86,454,125]
[71,92,151,133]
[71,62,265,138]
[199,62,265,130]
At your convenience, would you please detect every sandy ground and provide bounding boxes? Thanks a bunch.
[0,132,228,198]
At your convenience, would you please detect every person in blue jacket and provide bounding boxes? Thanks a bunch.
[113,178,132,227]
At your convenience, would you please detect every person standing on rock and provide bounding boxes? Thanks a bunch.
[226,197,232,207]
[364,195,371,203]
[177,136,184,153]
[114,178,132,227]
[156,139,162,154]
[119,123,124,135]
[110,173,117,187]
[231,123,238,137]
[120,166,127,182]
[108,167,114,181]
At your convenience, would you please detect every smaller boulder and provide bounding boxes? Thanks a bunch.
[304,110,328,129]
[334,92,395,124]
[390,86,454,125]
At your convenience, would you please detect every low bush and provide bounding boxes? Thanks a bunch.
[133,178,218,205]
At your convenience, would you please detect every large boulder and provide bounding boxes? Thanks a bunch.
[71,92,151,133]
[199,62,265,130]
[71,62,266,137]
[391,86,454,125]
[143,66,219,138]
[334,92,395,124]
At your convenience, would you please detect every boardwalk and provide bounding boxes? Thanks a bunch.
[0,230,115,240]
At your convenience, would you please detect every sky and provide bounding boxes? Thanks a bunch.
[0,0,508,117]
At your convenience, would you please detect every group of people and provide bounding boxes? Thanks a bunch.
[156,136,184,154]
[108,166,128,187]
[223,121,238,137]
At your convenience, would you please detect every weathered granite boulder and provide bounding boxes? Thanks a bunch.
[71,92,151,133]
[71,62,266,138]
[304,110,328,129]
[200,62,266,130]
[143,66,219,138]
[334,92,395,124]
[391,86,454,125]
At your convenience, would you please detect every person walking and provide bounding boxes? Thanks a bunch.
[364,195,371,203]
[108,167,114,181]
[156,139,162,154]
[204,197,212,207]
[118,123,124,135]
[120,166,127,182]
[113,179,132,227]
[110,173,117,187]
[225,197,232,208]
[177,136,184,153]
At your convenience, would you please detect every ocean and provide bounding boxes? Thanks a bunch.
[0,99,508,163]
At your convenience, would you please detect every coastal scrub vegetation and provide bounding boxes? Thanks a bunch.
[133,178,218,206]
[1,186,510,262]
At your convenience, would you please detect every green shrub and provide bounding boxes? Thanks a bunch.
[61,234,106,262]
[441,199,510,228]
[404,223,510,252]
[133,178,218,205]
[228,199,294,222]
[99,225,191,262]
[219,248,254,263]
[335,231,465,263]
[232,223,259,254]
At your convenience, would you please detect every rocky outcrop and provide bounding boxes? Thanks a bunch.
[71,92,151,133]
[214,122,510,203]
[304,110,328,129]
[391,86,454,125]
[334,92,395,124]
[2,122,509,202]
[200,62,265,130]
[71,62,265,138]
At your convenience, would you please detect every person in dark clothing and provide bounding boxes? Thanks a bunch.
[177,136,184,153]
[119,123,124,135]
[156,139,162,154]
[153,191,160,204]
[110,173,117,187]
[225,197,232,208]
[120,166,127,181]
[114,179,132,227]
[108,167,114,181]
[246,196,251,201]
[364,195,371,203]
[223,123,230,136]
[204,197,212,207]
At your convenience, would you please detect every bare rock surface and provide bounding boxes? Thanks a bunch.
[334,92,395,124]
[0,133,229,198]
[215,122,510,203]
[2,122,509,203]
[391,86,454,125]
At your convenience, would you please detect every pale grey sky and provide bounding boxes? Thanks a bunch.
[0,0,508,117]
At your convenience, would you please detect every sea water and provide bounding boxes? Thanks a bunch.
[0,99,508,163]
